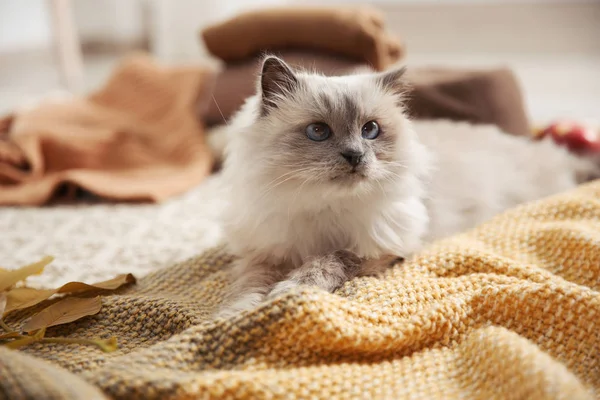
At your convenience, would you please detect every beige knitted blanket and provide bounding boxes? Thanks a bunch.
[2,181,600,400]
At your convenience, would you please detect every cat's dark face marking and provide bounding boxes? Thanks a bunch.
[257,56,411,194]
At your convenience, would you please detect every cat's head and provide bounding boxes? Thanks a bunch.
[231,56,428,199]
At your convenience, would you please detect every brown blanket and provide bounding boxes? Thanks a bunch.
[200,6,530,136]
[0,54,216,206]
[204,52,530,136]
[2,181,599,399]
[201,6,403,71]
[405,66,530,136]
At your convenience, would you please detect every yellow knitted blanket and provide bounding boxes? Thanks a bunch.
[2,181,600,400]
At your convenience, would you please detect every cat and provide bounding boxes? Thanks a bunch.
[214,55,598,318]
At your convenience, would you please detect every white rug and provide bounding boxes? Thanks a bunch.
[0,175,226,288]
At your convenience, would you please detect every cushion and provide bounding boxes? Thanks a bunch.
[201,6,403,71]
[204,53,531,136]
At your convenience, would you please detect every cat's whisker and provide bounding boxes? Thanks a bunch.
[265,166,316,184]
[376,180,390,202]
[257,168,315,201]
[262,169,301,187]
[211,95,228,126]
[235,172,304,223]
[259,174,302,198]
[380,160,409,169]
[263,161,315,168]
[382,170,406,181]
[288,176,313,221]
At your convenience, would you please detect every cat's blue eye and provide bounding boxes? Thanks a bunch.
[306,123,332,142]
[361,121,380,140]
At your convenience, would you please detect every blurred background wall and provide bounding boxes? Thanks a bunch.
[0,0,599,123]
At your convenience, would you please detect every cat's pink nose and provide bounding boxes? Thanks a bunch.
[341,151,364,167]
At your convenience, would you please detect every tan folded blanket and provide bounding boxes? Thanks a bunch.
[0,54,216,206]
[2,181,600,399]
[201,6,403,71]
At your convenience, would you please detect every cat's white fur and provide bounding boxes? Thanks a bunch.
[416,120,594,241]
[222,95,430,265]
[213,56,597,317]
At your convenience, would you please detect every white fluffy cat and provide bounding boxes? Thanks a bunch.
[214,56,597,317]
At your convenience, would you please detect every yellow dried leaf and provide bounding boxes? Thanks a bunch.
[0,293,12,334]
[4,288,57,316]
[0,293,6,316]
[4,327,45,349]
[39,336,119,352]
[23,297,102,333]
[0,331,21,340]
[3,273,135,316]
[0,256,54,292]
[57,273,136,294]
[94,336,118,352]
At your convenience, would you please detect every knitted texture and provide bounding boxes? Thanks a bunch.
[2,181,600,399]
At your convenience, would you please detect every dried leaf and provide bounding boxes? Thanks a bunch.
[90,337,118,352]
[4,327,45,349]
[3,273,135,316]
[0,331,21,340]
[2,333,118,352]
[0,293,6,316]
[57,273,136,294]
[0,293,13,333]
[23,297,102,333]
[4,288,57,315]
[0,256,54,291]
[34,336,118,352]
[0,293,12,334]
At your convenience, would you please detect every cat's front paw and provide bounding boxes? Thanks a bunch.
[358,254,404,276]
[267,251,362,298]
[214,292,266,319]
[267,280,301,299]
[332,250,363,278]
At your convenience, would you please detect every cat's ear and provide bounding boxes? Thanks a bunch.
[375,66,408,101]
[260,56,298,115]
